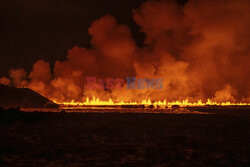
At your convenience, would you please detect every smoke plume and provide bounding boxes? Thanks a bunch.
[1,0,249,103]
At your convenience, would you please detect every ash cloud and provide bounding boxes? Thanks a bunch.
[1,0,250,102]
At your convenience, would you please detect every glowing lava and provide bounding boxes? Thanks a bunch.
[54,97,250,108]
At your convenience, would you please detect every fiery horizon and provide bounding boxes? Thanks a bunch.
[0,0,250,104]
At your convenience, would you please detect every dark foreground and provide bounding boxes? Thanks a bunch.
[0,108,250,166]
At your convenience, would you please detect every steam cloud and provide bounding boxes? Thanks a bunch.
[1,0,249,103]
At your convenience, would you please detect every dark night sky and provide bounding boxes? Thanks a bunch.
[0,0,187,77]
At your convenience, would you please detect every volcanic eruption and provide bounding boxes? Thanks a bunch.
[1,0,249,107]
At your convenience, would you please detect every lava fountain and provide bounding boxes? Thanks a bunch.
[1,0,249,109]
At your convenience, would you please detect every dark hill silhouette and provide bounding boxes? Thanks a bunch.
[0,84,58,109]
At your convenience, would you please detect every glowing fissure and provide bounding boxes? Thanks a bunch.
[54,97,250,107]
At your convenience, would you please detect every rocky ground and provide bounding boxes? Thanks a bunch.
[0,108,250,166]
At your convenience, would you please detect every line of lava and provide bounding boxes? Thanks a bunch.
[53,97,250,108]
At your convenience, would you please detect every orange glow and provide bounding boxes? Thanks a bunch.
[1,0,250,106]
[53,97,250,108]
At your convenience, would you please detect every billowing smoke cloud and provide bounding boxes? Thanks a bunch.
[0,77,10,86]
[28,60,52,98]
[1,0,249,103]
[182,0,250,100]
[9,68,27,87]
